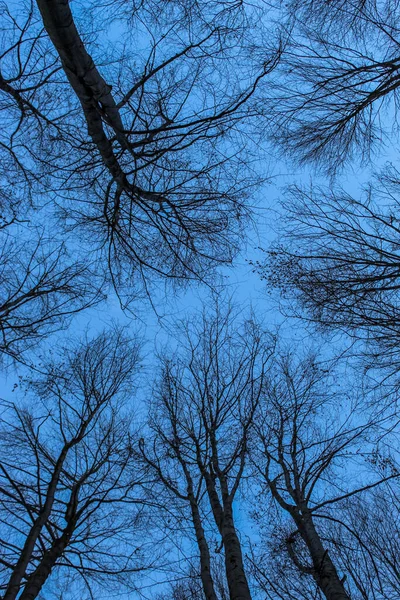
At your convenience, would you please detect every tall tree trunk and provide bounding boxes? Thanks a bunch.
[18,486,79,600]
[189,497,219,600]
[3,446,70,600]
[203,470,252,600]
[296,512,350,600]
[35,0,127,182]
[18,530,71,600]
[221,508,252,600]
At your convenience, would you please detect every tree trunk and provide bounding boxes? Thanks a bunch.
[221,509,252,600]
[202,470,252,600]
[35,0,126,182]
[3,446,69,600]
[189,498,219,600]
[297,512,350,600]
[18,530,71,600]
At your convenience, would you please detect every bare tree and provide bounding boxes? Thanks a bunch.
[0,230,102,362]
[263,0,400,168]
[251,351,395,600]
[153,564,215,600]
[326,480,400,600]
[140,300,275,600]
[255,177,400,385]
[159,576,206,600]
[0,0,279,308]
[156,559,229,600]
[249,512,326,600]
[0,5,103,359]
[0,2,63,211]
[0,329,149,600]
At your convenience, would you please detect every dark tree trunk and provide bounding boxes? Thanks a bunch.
[18,530,71,600]
[35,0,127,181]
[189,498,219,600]
[221,509,252,600]
[3,447,69,600]
[204,472,252,600]
[297,512,350,600]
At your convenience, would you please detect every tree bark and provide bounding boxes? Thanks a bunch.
[3,446,70,600]
[18,485,79,600]
[221,508,252,600]
[189,497,219,600]
[296,511,350,600]
[35,0,127,182]
[203,471,252,600]
[18,530,71,600]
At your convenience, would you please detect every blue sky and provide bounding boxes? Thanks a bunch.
[2,3,400,596]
